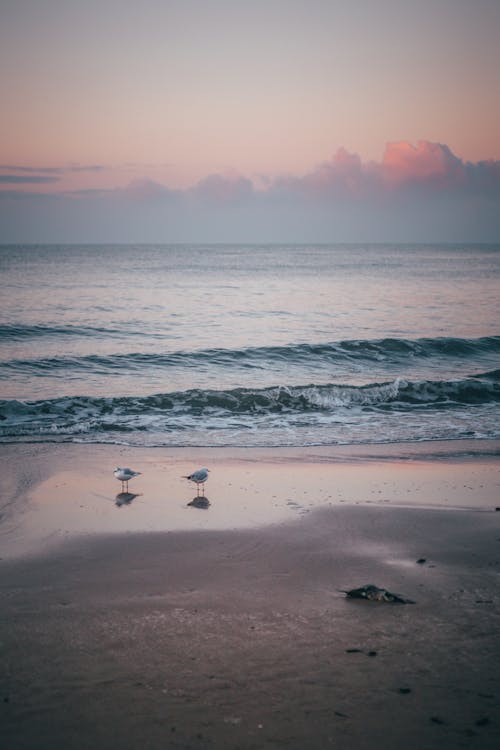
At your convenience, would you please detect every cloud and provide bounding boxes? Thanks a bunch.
[0,163,107,187]
[0,164,105,174]
[274,147,370,200]
[380,140,464,185]
[272,141,500,199]
[189,173,254,203]
[121,178,174,201]
[0,174,60,184]
[0,141,499,242]
[463,158,500,195]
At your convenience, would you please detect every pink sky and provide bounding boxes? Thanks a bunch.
[0,0,499,241]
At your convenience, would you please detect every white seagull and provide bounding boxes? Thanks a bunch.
[183,467,210,496]
[114,467,141,492]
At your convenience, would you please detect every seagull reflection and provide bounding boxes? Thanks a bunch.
[115,491,138,507]
[187,496,210,509]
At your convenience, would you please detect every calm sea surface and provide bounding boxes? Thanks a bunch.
[0,244,499,447]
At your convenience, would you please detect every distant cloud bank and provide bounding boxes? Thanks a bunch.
[1,141,499,242]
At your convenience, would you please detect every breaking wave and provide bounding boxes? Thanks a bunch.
[0,373,498,445]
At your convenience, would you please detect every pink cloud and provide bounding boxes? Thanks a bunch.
[1,140,499,243]
[380,140,465,186]
[271,140,500,200]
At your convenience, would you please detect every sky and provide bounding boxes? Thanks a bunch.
[0,0,499,242]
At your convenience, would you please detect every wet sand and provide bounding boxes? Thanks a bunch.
[1,442,499,749]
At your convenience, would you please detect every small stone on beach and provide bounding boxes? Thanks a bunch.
[342,584,415,604]
[475,716,490,726]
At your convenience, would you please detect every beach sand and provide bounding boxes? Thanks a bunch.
[1,441,499,749]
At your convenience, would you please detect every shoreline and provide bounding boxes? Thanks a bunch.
[1,435,499,456]
[0,439,499,560]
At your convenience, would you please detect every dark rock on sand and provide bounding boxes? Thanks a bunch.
[475,716,491,727]
[342,584,415,604]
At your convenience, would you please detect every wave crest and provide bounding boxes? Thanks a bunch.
[1,335,499,375]
[0,374,498,439]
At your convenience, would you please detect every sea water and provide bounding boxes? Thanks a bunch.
[0,244,498,448]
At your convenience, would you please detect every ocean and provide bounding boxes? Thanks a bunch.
[0,244,498,448]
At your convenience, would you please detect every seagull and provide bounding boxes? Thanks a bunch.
[113,467,141,492]
[183,467,210,496]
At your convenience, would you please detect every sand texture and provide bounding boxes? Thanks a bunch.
[0,442,499,749]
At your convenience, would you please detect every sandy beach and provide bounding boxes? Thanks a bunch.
[1,441,499,749]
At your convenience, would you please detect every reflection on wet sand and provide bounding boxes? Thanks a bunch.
[115,492,139,507]
[2,442,499,560]
[187,496,210,509]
